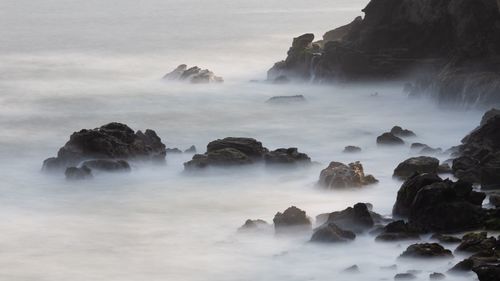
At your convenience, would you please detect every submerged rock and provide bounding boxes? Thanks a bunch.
[273,206,311,232]
[310,223,356,243]
[375,220,420,242]
[238,219,270,232]
[42,123,166,172]
[65,166,92,180]
[429,273,446,280]
[343,145,362,153]
[163,64,223,84]
[393,156,440,179]
[318,161,378,189]
[394,273,417,280]
[377,133,405,146]
[391,126,416,138]
[399,243,453,259]
[321,203,375,233]
[184,145,197,154]
[264,148,311,166]
[81,159,131,172]
[266,95,306,104]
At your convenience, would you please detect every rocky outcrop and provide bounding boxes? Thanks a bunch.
[268,0,500,106]
[318,161,378,189]
[42,123,166,172]
[310,223,356,243]
[320,203,375,233]
[65,166,92,180]
[375,220,420,242]
[452,109,500,188]
[273,206,312,232]
[393,156,440,179]
[264,148,311,166]
[163,64,223,84]
[393,173,444,217]
[81,159,131,172]
[399,243,453,259]
[377,133,404,146]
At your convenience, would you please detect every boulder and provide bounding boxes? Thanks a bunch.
[65,166,92,180]
[81,159,131,172]
[399,243,453,259]
[321,203,375,233]
[377,133,405,146]
[393,157,440,179]
[42,123,166,172]
[473,264,500,281]
[431,234,462,244]
[394,273,416,280]
[343,146,362,153]
[273,206,311,232]
[375,220,421,242]
[391,126,416,138]
[184,145,197,154]
[393,173,444,217]
[207,138,267,159]
[456,232,497,253]
[310,223,356,243]
[318,161,378,189]
[238,219,270,232]
[163,64,223,83]
[429,273,446,280]
[264,148,311,166]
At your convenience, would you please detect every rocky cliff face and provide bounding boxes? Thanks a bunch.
[268,0,500,105]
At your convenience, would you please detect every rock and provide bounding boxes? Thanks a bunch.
[490,193,500,207]
[272,75,290,84]
[473,264,500,281]
[393,157,440,179]
[437,163,452,174]
[375,220,420,242]
[273,206,311,232]
[429,272,446,280]
[391,126,416,138]
[65,166,92,180]
[184,145,197,154]
[393,173,444,217]
[322,203,374,233]
[310,223,356,243]
[238,219,270,232]
[342,265,360,273]
[81,159,131,172]
[166,148,183,154]
[377,133,405,146]
[264,148,311,166]
[394,273,416,280]
[318,161,378,189]
[431,234,462,244]
[163,64,223,84]
[456,232,497,253]
[421,146,443,155]
[266,95,306,104]
[207,138,267,159]
[481,108,500,125]
[399,243,453,259]
[411,143,428,150]
[323,16,363,43]
[343,146,362,153]
[42,123,166,172]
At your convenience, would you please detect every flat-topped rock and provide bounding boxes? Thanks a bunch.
[393,156,440,179]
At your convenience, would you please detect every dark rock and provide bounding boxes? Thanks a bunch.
[343,146,362,153]
[310,223,356,243]
[273,206,311,232]
[65,166,92,180]
[266,95,306,104]
[437,163,452,174]
[207,138,267,159]
[394,273,416,280]
[391,126,416,138]
[490,193,500,207]
[342,264,360,273]
[264,148,311,166]
[238,219,270,232]
[81,159,131,172]
[481,108,500,125]
[393,173,443,217]
[399,243,453,259]
[411,143,428,150]
[163,64,223,83]
[375,220,420,242]
[42,123,166,172]
[456,232,497,253]
[322,203,374,233]
[393,156,440,179]
[429,272,446,280]
[184,145,197,154]
[473,264,500,281]
[377,133,405,146]
[318,161,378,189]
[431,234,462,244]
[166,148,183,154]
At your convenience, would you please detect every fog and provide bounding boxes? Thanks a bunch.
[0,0,485,280]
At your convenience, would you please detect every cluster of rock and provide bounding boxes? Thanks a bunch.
[42,123,166,179]
[184,137,311,170]
[163,64,223,84]
[267,0,500,106]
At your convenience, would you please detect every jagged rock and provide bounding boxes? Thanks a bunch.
[323,16,363,43]
[318,161,378,189]
[42,123,166,172]
[238,219,270,232]
[321,203,374,233]
[207,138,267,159]
[399,243,453,259]
[391,126,416,138]
[394,273,416,280]
[343,146,362,153]
[375,220,420,242]
[166,148,183,154]
[377,133,405,146]
[81,159,131,172]
[429,273,446,280]
[456,232,497,253]
[310,223,356,243]
[65,166,92,180]
[264,148,311,166]
[266,95,306,104]
[273,206,311,232]
[393,173,444,217]
[163,64,223,84]
[184,145,197,154]
[393,157,440,179]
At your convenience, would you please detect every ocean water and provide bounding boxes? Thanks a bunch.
[0,0,485,280]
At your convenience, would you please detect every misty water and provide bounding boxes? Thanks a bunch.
[0,0,486,280]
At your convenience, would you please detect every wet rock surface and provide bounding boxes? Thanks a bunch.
[318,161,378,189]
[393,157,440,179]
[400,243,453,259]
[310,223,356,243]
